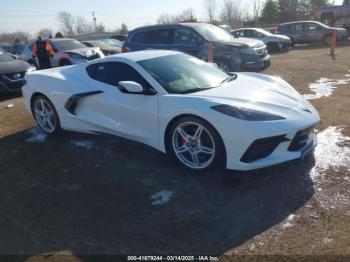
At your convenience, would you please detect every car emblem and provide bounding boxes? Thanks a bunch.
[303,108,312,113]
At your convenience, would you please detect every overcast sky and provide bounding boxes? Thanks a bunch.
[0,0,344,34]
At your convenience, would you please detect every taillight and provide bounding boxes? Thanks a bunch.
[121,47,128,53]
[275,25,281,33]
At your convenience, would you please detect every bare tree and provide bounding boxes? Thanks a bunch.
[57,11,75,34]
[253,0,262,21]
[95,23,105,33]
[75,16,93,34]
[0,31,30,44]
[157,8,197,24]
[204,0,216,22]
[220,0,242,27]
[37,28,53,38]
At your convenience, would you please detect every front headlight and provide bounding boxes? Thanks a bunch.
[211,104,285,121]
[240,48,257,55]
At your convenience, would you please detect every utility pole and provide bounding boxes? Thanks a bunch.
[92,11,97,32]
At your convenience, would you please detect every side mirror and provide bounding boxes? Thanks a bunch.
[118,81,144,94]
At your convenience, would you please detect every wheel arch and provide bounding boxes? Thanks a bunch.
[30,92,54,116]
[163,113,227,160]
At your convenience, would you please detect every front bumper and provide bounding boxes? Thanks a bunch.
[0,77,26,93]
[241,54,271,71]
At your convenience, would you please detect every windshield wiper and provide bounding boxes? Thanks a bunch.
[180,87,214,94]
[220,74,238,85]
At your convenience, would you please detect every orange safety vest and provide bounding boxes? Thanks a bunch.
[32,40,54,57]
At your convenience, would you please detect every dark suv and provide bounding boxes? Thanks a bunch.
[276,21,349,45]
[122,23,270,72]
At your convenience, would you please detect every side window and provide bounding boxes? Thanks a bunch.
[86,62,152,90]
[252,30,263,37]
[305,23,319,31]
[174,29,195,45]
[232,31,240,37]
[144,29,174,44]
[131,32,146,43]
[292,23,304,31]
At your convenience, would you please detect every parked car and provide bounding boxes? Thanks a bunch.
[23,50,320,172]
[275,21,349,45]
[111,34,127,42]
[101,39,123,49]
[122,23,270,72]
[0,49,35,93]
[312,0,350,27]
[19,38,104,69]
[83,40,121,56]
[231,28,292,52]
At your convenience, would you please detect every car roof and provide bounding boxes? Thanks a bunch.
[130,22,210,32]
[101,50,180,62]
[281,20,320,25]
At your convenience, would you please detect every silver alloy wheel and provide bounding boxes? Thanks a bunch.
[172,121,216,170]
[34,98,57,133]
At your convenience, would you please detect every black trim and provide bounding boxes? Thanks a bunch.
[288,127,315,152]
[64,91,103,115]
[241,135,290,163]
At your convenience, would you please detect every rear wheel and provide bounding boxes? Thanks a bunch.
[168,117,225,172]
[32,95,61,134]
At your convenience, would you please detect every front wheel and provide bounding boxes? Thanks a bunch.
[168,117,226,172]
[32,95,61,134]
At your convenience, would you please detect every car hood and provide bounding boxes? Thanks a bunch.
[65,47,101,57]
[0,60,30,74]
[270,34,291,41]
[215,38,265,48]
[189,73,315,114]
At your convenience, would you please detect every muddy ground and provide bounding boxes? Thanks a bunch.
[0,42,350,261]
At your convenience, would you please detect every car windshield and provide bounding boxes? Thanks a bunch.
[190,24,234,42]
[52,39,86,51]
[0,51,15,62]
[138,53,233,94]
[102,39,122,48]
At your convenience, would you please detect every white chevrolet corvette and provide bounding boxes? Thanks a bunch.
[23,50,320,172]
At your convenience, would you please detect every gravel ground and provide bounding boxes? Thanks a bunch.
[0,42,349,261]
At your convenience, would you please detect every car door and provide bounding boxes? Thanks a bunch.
[342,0,350,17]
[79,61,159,147]
[173,27,201,57]
[291,23,306,43]
[304,23,322,42]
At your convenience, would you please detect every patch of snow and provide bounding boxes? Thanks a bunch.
[304,77,350,100]
[281,214,297,229]
[5,103,14,109]
[310,127,350,180]
[150,190,173,205]
[26,128,47,143]
[70,140,95,150]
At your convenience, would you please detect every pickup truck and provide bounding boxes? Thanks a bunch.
[312,0,350,27]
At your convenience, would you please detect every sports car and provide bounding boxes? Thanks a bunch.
[23,50,320,172]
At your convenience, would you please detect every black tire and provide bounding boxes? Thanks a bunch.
[31,95,62,135]
[288,36,295,47]
[267,42,279,52]
[166,116,226,172]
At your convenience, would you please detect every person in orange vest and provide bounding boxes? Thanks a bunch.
[32,36,54,69]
